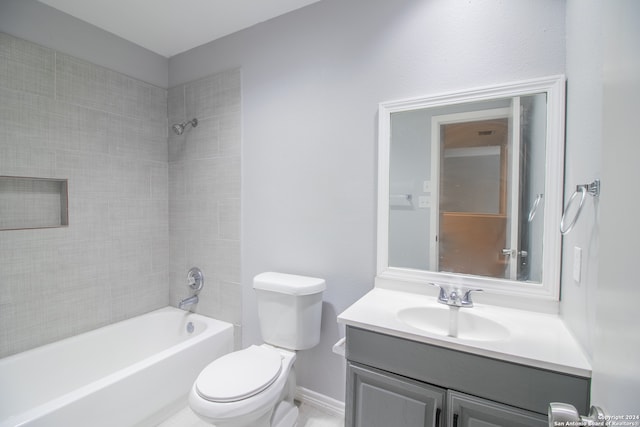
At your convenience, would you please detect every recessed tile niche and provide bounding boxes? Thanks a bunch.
[0,176,69,230]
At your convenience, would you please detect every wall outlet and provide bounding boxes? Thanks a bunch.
[573,246,582,283]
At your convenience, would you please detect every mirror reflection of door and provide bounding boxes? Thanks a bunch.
[386,88,554,287]
[433,107,516,279]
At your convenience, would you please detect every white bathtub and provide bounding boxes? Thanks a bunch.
[0,307,234,427]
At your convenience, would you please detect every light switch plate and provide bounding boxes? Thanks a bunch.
[573,246,582,283]
[418,196,430,208]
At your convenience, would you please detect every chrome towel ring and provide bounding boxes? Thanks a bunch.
[528,193,544,223]
[560,180,600,235]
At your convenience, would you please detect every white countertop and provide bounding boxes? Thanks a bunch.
[337,288,592,377]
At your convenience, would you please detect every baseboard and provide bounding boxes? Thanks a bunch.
[295,386,345,419]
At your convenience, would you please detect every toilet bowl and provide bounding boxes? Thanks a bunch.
[189,272,325,427]
[189,345,298,427]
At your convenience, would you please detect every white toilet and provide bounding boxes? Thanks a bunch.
[189,272,326,427]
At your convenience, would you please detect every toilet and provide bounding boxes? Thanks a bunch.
[189,272,326,427]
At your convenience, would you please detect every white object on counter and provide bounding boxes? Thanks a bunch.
[332,337,346,356]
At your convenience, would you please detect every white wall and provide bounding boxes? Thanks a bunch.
[170,0,565,401]
[592,0,640,414]
[564,0,640,413]
[562,0,603,361]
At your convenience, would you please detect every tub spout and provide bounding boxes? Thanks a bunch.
[178,294,199,310]
[179,267,203,310]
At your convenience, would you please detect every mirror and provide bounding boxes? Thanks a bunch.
[377,76,565,300]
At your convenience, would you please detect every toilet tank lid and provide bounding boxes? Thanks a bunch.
[253,272,326,295]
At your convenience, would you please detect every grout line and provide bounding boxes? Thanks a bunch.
[53,51,57,101]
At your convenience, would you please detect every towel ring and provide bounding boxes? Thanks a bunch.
[528,194,544,223]
[560,180,600,235]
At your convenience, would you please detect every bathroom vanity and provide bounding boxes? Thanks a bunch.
[342,76,592,426]
[338,288,591,427]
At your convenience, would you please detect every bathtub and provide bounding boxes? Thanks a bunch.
[0,307,234,427]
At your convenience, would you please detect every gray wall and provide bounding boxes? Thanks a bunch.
[565,0,640,413]
[0,29,243,360]
[0,33,169,357]
[169,0,565,401]
[168,69,242,348]
[1,0,586,406]
[389,109,431,270]
[0,0,168,88]
[594,0,640,412]
[562,0,604,360]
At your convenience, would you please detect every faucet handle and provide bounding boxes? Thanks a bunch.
[187,267,204,292]
[429,283,450,304]
[460,288,483,307]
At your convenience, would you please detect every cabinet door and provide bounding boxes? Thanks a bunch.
[347,362,445,427]
[448,391,547,427]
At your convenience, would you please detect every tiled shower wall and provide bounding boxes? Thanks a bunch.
[0,33,170,357]
[168,70,242,346]
[0,33,242,358]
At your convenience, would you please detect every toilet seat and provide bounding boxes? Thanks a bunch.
[196,345,283,403]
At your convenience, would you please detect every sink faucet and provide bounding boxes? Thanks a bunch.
[430,283,483,308]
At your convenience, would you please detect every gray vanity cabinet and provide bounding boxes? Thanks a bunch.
[447,391,547,427]
[347,362,445,427]
[345,326,591,427]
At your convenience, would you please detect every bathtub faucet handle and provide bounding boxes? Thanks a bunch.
[187,267,204,292]
[180,268,204,311]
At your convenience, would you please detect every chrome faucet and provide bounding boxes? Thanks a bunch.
[178,294,199,310]
[178,267,204,311]
[430,283,483,308]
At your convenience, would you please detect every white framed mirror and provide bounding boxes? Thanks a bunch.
[377,76,566,300]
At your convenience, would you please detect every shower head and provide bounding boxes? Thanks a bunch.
[171,118,198,135]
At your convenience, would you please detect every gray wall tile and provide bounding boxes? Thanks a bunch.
[167,85,186,123]
[0,33,170,358]
[0,33,240,358]
[0,178,66,229]
[0,32,55,98]
[169,68,242,333]
[185,72,241,120]
[55,53,125,114]
[0,88,55,147]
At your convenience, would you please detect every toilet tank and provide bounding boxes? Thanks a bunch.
[253,272,326,350]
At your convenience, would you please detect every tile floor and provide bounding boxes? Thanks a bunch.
[157,401,345,427]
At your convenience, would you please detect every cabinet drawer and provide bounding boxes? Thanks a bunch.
[346,326,590,415]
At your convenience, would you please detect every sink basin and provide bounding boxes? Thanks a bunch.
[397,306,510,341]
